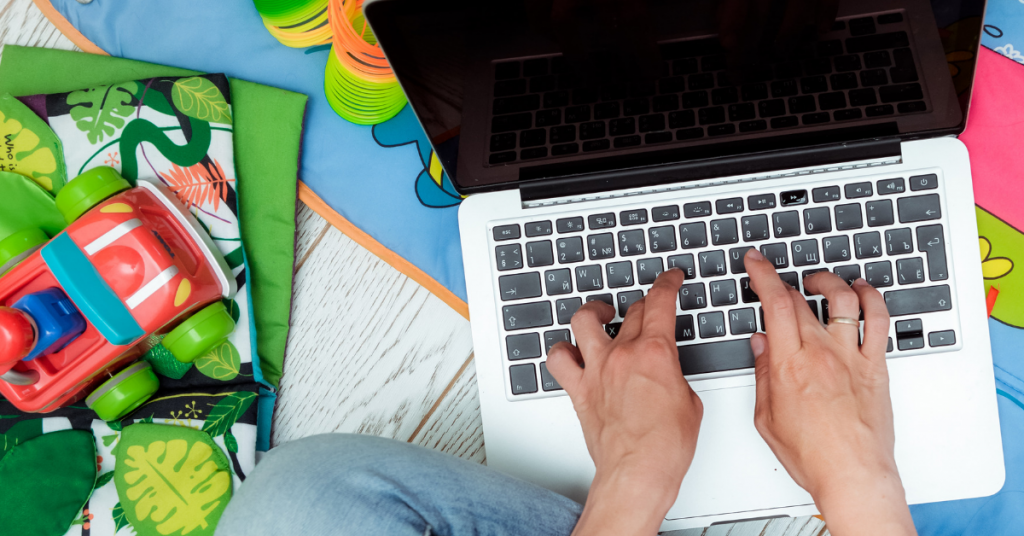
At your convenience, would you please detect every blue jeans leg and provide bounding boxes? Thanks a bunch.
[216,434,583,536]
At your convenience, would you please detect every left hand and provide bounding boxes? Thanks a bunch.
[547,268,703,535]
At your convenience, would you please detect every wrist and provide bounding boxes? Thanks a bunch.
[813,468,916,536]
[572,465,681,536]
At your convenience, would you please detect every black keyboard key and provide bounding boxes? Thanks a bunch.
[910,174,938,191]
[618,229,647,256]
[898,101,927,114]
[681,202,710,219]
[494,224,521,241]
[788,95,817,114]
[845,182,872,199]
[556,217,584,233]
[499,272,542,301]
[792,239,820,266]
[679,222,708,249]
[617,290,644,317]
[816,39,843,56]
[492,113,532,133]
[535,109,561,128]
[575,265,604,292]
[802,268,830,296]
[673,57,699,75]
[890,48,918,83]
[813,186,841,203]
[652,95,679,113]
[525,221,552,237]
[803,207,832,234]
[773,210,801,238]
[726,308,756,335]
[803,58,832,76]
[864,51,892,69]
[585,294,614,308]
[521,147,548,160]
[496,244,523,271]
[699,107,727,125]
[572,88,599,105]
[678,338,754,374]
[778,272,800,291]
[509,363,538,396]
[556,236,585,263]
[715,198,744,215]
[866,104,894,117]
[495,62,520,80]
[659,77,687,95]
[742,83,769,101]
[707,218,738,246]
[491,133,517,152]
[916,225,948,281]
[834,109,863,121]
[530,75,556,93]
[637,257,665,285]
[588,213,616,230]
[855,231,883,259]
[545,268,573,295]
[556,297,583,324]
[507,333,542,360]
[520,129,546,148]
[697,311,726,338]
[776,61,803,79]
[610,118,636,136]
[677,127,705,140]
[708,279,737,307]
[523,58,548,77]
[729,246,753,273]
[801,76,828,94]
[758,99,787,118]
[552,143,578,156]
[594,102,620,120]
[624,98,650,116]
[682,91,710,109]
[620,209,648,226]
[897,257,925,285]
[834,264,862,286]
[878,12,903,24]
[886,228,914,255]
[503,302,552,331]
[834,55,863,73]
[587,233,614,260]
[639,114,666,133]
[897,194,941,223]
[846,31,909,54]
[708,124,736,136]
[669,110,696,129]
[760,243,789,269]
[739,120,767,132]
[539,362,562,391]
[877,178,906,195]
[929,330,956,348]
[712,87,740,106]
[494,79,527,97]
[823,235,852,263]
[674,315,696,341]
[741,214,770,242]
[729,103,756,122]
[648,226,677,253]
[835,203,863,230]
[549,125,576,144]
[771,80,799,98]
[749,194,777,210]
[605,322,623,338]
[607,261,634,288]
[543,91,569,109]
[680,283,707,310]
[667,254,696,279]
[652,205,681,222]
[579,121,606,140]
[689,73,715,90]
[865,200,894,227]
[698,250,727,277]
[848,16,876,36]
[772,116,800,129]
[565,105,591,123]
[884,285,952,316]
[819,92,847,110]
[860,68,889,87]
[879,83,923,103]
[849,88,878,107]
[803,112,830,125]
[644,132,672,145]
[865,261,893,287]
[494,95,540,115]
[780,190,808,206]
[740,277,759,303]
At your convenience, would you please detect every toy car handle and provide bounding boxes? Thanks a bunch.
[1,369,38,386]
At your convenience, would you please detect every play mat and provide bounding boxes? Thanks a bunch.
[4,0,1023,532]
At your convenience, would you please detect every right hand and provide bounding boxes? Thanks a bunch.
[743,248,917,535]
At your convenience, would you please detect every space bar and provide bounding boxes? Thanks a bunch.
[678,339,755,375]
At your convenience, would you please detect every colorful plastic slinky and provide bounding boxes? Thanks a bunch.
[253,0,332,48]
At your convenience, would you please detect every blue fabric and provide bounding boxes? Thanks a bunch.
[50,0,467,303]
[216,434,581,536]
[41,233,143,345]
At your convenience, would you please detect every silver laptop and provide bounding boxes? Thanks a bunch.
[366,0,1004,530]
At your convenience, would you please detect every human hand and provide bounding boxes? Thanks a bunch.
[547,268,702,535]
[744,249,917,535]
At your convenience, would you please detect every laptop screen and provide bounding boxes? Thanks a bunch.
[365,0,986,192]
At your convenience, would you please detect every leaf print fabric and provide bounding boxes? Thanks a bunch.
[161,159,234,211]
[66,81,139,144]
[0,94,67,192]
[172,77,233,126]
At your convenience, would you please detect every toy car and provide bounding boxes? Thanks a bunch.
[0,167,237,421]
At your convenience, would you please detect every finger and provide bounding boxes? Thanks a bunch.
[804,271,861,347]
[617,298,646,341]
[641,268,685,338]
[569,301,615,357]
[744,248,802,355]
[851,278,890,359]
[787,287,825,340]
[546,342,585,395]
[751,333,771,409]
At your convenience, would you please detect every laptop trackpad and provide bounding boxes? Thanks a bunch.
[666,384,813,520]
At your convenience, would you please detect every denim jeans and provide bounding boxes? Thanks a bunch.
[216,434,583,536]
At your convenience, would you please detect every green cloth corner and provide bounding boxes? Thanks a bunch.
[0,429,97,536]
[0,46,306,387]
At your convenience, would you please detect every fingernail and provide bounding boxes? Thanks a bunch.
[746,248,765,261]
[852,278,868,287]
[750,334,766,357]
[667,267,682,273]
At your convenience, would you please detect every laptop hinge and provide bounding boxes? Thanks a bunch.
[519,137,901,203]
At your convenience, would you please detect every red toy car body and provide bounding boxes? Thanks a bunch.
[0,180,235,414]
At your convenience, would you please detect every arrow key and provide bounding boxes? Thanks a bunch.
[928,330,956,347]
[916,224,947,281]
[506,333,542,360]
[499,272,542,301]
[897,194,941,223]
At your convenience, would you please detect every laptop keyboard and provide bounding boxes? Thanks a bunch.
[488,11,926,166]
[489,172,960,399]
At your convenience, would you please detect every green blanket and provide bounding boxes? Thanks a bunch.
[0,46,306,387]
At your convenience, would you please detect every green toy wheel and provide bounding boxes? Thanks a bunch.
[0,228,48,275]
[55,167,131,223]
[162,302,236,364]
[86,361,160,422]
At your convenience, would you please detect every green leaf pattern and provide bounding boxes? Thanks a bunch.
[195,341,241,381]
[112,501,133,534]
[202,392,257,438]
[171,77,233,126]
[94,470,115,491]
[67,81,139,144]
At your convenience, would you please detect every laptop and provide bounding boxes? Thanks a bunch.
[365,0,1005,530]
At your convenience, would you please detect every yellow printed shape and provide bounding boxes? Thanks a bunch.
[100,203,133,214]
[0,107,59,191]
[174,279,192,307]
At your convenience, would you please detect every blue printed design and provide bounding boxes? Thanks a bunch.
[373,106,462,209]
[981,0,1024,63]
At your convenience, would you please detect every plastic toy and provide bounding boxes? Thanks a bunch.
[0,167,237,421]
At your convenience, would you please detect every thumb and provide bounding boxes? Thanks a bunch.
[751,333,770,409]
[545,341,584,396]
